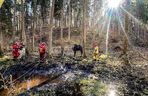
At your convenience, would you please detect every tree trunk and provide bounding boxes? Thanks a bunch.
[19,12,21,37]
[60,1,65,56]
[82,0,87,58]
[0,23,3,57]
[21,0,31,58]
[21,0,26,45]
[60,1,64,40]
[48,0,55,55]
[68,0,71,40]
[32,20,35,51]
[125,13,129,38]
[123,13,129,54]
[32,0,37,52]
[13,0,16,39]
[39,19,42,43]
[92,0,97,43]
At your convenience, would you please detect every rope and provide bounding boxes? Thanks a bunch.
[6,60,40,85]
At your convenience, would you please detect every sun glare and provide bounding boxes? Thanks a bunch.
[107,0,122,9]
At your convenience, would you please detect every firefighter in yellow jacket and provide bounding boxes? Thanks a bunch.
[0,0,4,8]
[93,43,99,61]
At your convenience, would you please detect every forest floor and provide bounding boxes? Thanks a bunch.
[0,47,148,96]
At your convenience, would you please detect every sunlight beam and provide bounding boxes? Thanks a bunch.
[108,84,116,96]
[118,7,146,42]
[105,12,112,55]
[120,6,148,29]
[117,9,148,61]
[121,7,140,24]
[117,10,130,45]
[107,0,122,9]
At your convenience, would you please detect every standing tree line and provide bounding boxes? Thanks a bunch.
[0,0,148,57]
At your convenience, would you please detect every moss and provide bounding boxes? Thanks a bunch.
[0,56,11,62]
[80,78,107,96]
[141,88,148,96]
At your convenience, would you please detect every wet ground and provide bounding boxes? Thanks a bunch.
[0,54,148,96]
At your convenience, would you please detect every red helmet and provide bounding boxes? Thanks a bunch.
[12,43,19,49]
[93,42,98,48]
[39,42,46,54]
[39,42,46,48]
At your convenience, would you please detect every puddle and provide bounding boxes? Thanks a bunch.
[9,75,48,95]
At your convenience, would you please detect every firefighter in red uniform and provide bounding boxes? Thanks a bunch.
[12,42,20,60]
[39,42,46,62]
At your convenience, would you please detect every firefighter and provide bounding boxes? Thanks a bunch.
[12,42,20,60]
[19,43,26,60]
[39,42,46,62]
[93,42,99,61]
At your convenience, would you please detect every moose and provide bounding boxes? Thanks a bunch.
[72,44,83,57]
